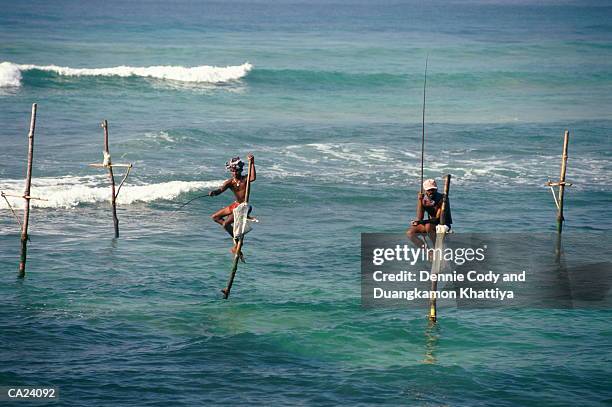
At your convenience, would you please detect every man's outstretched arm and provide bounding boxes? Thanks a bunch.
[209,179,232,196]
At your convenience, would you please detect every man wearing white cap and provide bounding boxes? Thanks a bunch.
[406,178,452,249]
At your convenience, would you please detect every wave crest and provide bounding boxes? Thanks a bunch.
[0,176,223,209]
[0,61,252,87]
[0,62,22,87]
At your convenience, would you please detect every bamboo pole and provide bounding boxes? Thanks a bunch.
[1,192,24,229]
[543,131,572,260]
[222,158,254,299]
[555,130,570,262]
[557,130,569,235]
[88,121,132,237]
[102,120,119,238]
[428,174,451,323]
[18,103,37,277]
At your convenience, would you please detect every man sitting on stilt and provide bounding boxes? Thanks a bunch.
[407,178,452,250]
[209,154,255,260]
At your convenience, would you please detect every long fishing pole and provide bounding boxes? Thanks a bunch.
[414,56,428,225]
[420,55,428,193]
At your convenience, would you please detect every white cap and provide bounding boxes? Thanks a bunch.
[423,179,437,191]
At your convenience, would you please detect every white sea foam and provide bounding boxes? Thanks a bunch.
[0,61,252,87]
[0,62,22,87]
[0,175,223,209]
[263,142,611,190]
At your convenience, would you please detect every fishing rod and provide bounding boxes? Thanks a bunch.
[420,55,428,194]
[415,56,428,223]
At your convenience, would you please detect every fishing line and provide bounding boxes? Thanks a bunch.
[171,194,212,213]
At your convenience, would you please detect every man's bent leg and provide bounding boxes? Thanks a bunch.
[425,223,438,248]
[211,206,232,226]
[222,213,235,238]
[407,224,429,248]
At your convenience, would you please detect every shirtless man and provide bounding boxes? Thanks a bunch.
[407,178,452,249]
[209,154,256,253]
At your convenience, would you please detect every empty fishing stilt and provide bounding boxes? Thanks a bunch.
[544,130,572,259]
[89,120,133,238]
[556,130,570,235]
[428,174,451,323]
[18,103,37,277]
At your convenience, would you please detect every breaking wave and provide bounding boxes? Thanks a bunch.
[0,62,22,87]
[0,61,252,87]
[258,142,611,190]
[0,176,223,209]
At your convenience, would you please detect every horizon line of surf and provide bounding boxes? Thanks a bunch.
[0,61,253,87]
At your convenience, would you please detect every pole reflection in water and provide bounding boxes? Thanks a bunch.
[423,321,440,364]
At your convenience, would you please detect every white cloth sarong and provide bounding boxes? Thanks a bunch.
[233,203,256,239]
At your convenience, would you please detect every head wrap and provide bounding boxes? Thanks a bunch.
[225,156,244,172]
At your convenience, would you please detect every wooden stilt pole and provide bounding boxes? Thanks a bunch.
[18,103,37,278]
[101,120,119,238]
[223,238,244,300]
[544,131,572,261]
[428,174,451,323]
[557,130,570,235]
[222,158,254,299]
[88,121,132,238]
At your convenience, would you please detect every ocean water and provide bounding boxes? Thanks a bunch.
[1,0,611,405]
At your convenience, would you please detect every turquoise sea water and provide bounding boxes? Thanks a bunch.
[1,1,611,405]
